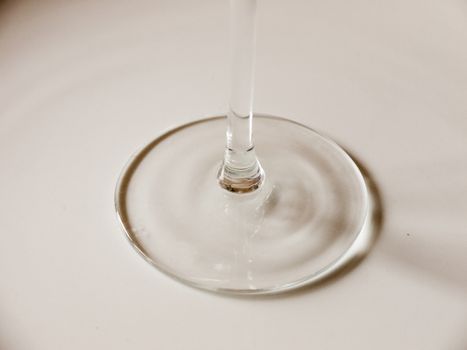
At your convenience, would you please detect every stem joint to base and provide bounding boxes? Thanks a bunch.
[217,148,264,194]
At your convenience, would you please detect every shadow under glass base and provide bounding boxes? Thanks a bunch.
[115,115,377,295]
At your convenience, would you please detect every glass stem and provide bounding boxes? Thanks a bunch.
[218,0,264,193]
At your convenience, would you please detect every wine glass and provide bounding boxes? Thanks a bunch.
[115,0,377,295]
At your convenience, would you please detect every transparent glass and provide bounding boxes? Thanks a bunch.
[115,0,379,295]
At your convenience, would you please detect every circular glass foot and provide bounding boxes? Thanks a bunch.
[115,115,377,295]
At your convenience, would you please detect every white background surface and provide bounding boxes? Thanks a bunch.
[0,0,466,349]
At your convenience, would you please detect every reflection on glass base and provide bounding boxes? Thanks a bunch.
[115,115,378,295]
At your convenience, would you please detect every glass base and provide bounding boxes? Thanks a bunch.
[115,115,377,295]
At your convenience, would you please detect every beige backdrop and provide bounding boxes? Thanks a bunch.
[0,0,466,349]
